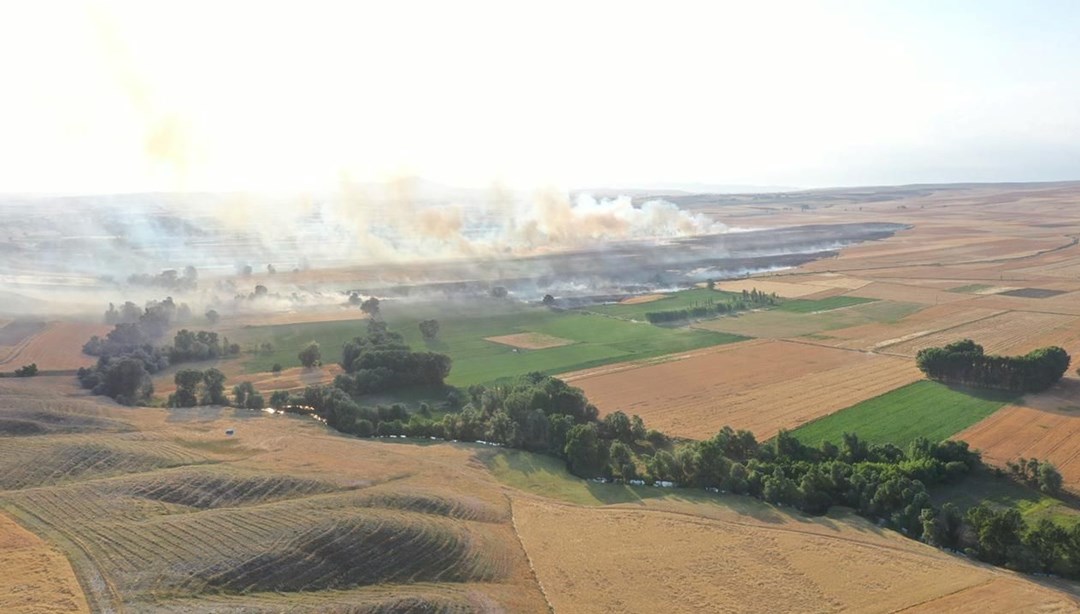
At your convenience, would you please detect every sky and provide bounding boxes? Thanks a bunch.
[2,0,1080,194]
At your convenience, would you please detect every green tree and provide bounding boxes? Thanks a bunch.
[564,423,605,477]
[609,441,637,481]
[1038,462,1064,495]
[418,319,440,340]
[170,369,204,407]
[201,368,229,405]
[14,363,38,377]
[298,341,322,368]
[205,309,220,325]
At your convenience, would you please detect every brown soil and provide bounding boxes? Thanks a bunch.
[485,332,575,350]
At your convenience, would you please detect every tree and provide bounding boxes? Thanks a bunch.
[269,390,289,407]
[201,368,229,405]
[706,279,715,290]
[418,319,440,340]
[232,381,264,409]
[542,294,555,306]
[1038,462,1064,496]
[490,286,508,299]
[266,264,276,274]
[564,423,605,477]
[205,309,220,325]
[299,341,321,368]
[271,363,283,374]
[360,297,380,316]
[170,369,204,407]
[14,363,38,377]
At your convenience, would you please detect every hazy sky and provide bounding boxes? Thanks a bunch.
[3,0,1080,193]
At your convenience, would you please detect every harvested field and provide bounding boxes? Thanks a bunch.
[903,577,1080,613]
[0,322,109,371]
[154,364,343,396]
[694,301,922,339]
[618,293,668,305]
[562,339,922,440]
[512,497,1078,614]
[882,310,1078,357]
[0,320,47,345]
[0,380,548,613]
[807,303,1007,352]
[715,278,836,298]
[847,281,975,304]
[0,512,89,614]
[484,332,575,350]
[959,403,1080,492]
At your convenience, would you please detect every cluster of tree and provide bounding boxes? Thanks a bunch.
[80,300,239,404]
[299,342,321,368]
[960,506,1080,577]
[91,297,186,355]
[77,357,155,406]
[169,329,239,363]
[126,266,198,291]
[167,368,228,407]
[916,340,1070,393]
[231,381,265,409]
[13,363,38,377]
[331,321,451,396]
[1006,457,1063,495]
[644,288,779,324]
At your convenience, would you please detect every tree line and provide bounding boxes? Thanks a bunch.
[916,339,1070,393]
[644,288,778,324]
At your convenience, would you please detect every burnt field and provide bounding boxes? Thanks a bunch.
[348,222,907,300]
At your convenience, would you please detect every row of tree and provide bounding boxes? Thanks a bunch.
[916,339,1070,393]
[644,288,779,324]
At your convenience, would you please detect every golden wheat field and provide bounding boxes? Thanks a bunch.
[512,497,1080,614]
[562,339,923,440]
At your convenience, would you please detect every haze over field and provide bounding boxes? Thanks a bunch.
[3,0,1080,195]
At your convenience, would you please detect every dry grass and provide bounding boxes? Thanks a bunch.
[512,496,1078,614]
[807,304,1007,352]
[0,512,89,614]
[484,332,576,350]
[0,379,548,613]
[564,339,922,440]
[0,322,109,371]
[619,294,669,305]
[882,310,1078,357]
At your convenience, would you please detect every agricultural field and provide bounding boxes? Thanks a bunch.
[882,310,1079,358]
[694,300,921,339]
[580,287,739,321]
[715,278,839,298]
[562,339,923,441]
[0,379,549,613]
[512,496,1079,614]
[0,321,110,372]
[790,381,1014,449]
[805,303,1008,353]
[774,295,877,313]
[0,512,89,614]
[234,301,745,386]
[959,402,1080,492]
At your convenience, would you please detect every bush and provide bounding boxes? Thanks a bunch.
[14,363,38,377]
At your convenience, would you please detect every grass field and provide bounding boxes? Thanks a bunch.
[482,449,668,506]
[235,301,745,386]
[950,283,995,294]
[790,381,1015,449]
[775,295,878,313]
[579,288,739,321]
[929,467,1080,529]
[693,300,921,339]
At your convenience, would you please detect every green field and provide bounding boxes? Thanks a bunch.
[775,295,878,313]
[481,448,664,505]
[233,301,745,386]
[930,467,1080,529]
[581,288,740,321]
[950,284,994,294]
[694,300,922,339]
[790,380,1014,449]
